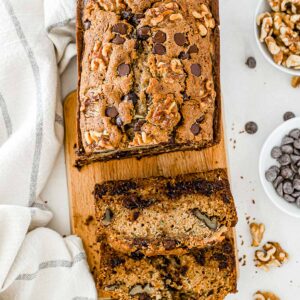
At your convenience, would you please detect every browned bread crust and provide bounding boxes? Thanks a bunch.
[76,0,221,167]
[95,169,238,256]
[98,233,237,299]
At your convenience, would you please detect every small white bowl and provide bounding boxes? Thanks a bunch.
[259,117,300,218]
[254,0,300,76]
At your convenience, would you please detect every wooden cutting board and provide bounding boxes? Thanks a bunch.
[64,91,235,294]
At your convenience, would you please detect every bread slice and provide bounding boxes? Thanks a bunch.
[98,232,237,299]
[95,169,237,256]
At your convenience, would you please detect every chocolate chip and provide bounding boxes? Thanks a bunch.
[153,30,166,43]
[188,44,199,54]
[271,146,282,159]
[245,57,256,69]
[132,14,145,26]
[134,119,146,132]
[178,51,190,60]
[190,123,201,135]
[137,26,150,40]
[112,35,125,44]
[281,144,294,154]
[105,106,118,118]
[116,116,123,127]
[130,251,144,260]
[284,111,296,121]
[282,135,294,145]
[174,33,187,46]
[245,121,258,134]
[133,238,148,248]
[278,154,291,166]
[83,20,91,30]
[276,183,284,197]
[290,129,300,139]
[182,92,190,101]
[265,168,277,182]
[153,43,166,55]
[283,181,294,194]
[132,211,140,221]
[281,166,293,179]
[273,176,283,188]
[138,293,151,300]
[121,11,133,21]
[284,194,296,203]
[124,92,139,105]
[196,115,205,123]
[191,64,201,76]
[110,256,125,268]
[112,23,128,35]
[193,250,206,266]
[294,178,300,190]
[118,63,131,76]
[294,139,300,150]
[163,239,177,250]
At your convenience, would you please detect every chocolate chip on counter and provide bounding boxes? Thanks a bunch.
[178,51,190,60]
[191,64,201,76]
[281,144,294,154]
[245,57,256,69]
[105,106,119,118]
[112,23,128,34]
[118,63,131,76]
[190,123,201,135]
[116,116,123,127]
[278,154,291,166]
[137,26,151,40]
[163,239,177,250]
[112,35,125,44]
[245,121,258,134]
[153,43,166,55]
[283,181,294,194]
[134,119,146,132]
[188,44,199,54]
[271,146,282,159]
[84,20,91,30]
[265,168,278,182]
[281,135,294,145]
[284,194,296,203]
[174,33,187,46]
[289,129,300,139]
[153,30,166,43]
[283,111,296,121]
[102,208,114,226]
[124,92,139,105]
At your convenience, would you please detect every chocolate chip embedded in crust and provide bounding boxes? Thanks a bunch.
[112,34,125,44]
[188,44,199,54]
[191,64,201,76]
[163,239,177,250]
[153,30,166,43]
[105,106,118,118]
[110,256,125,268]
[112,23,128,34]
[130,251,144,261]
[178,51,190,60]
[83,20,91,30]
[137,26,151,40]
[118,63,131,76]
[124,92,139,105]
[174,33,187,46]
[190,123,201,135]
[134,119,146,132]
[153,43,166,55]
[133,238,148,248]
[182,92,190,101]
[132,211,140,221]
[196,115,205,123]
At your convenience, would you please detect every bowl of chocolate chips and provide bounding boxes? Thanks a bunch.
[259,115,300,217]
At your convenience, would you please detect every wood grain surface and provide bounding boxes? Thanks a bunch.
[64,91,236,295]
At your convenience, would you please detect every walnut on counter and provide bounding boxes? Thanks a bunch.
[250,223,265,247]
[254,290,280,300]
[254,242,288,271]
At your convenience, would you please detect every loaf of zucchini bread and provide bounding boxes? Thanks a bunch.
[76,0,221,166]
[95,169,237,256]
[98,233,237,299]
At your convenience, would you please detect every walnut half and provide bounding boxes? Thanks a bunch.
[254,291,280,300]
[250,223,265,247]
[255,242,288,271]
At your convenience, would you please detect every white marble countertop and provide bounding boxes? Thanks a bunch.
[42,1,300,298]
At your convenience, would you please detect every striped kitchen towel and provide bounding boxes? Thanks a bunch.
[0,0,97,299]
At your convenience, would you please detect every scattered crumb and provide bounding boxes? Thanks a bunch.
[252,199,256,204]
[240,176,244,179]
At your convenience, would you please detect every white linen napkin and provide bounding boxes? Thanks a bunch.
[0,0,97,299]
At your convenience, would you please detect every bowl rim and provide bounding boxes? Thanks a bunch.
[259,117,300,218]
[254,0,300,76]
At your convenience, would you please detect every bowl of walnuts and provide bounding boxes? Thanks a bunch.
[255,0,300,75]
